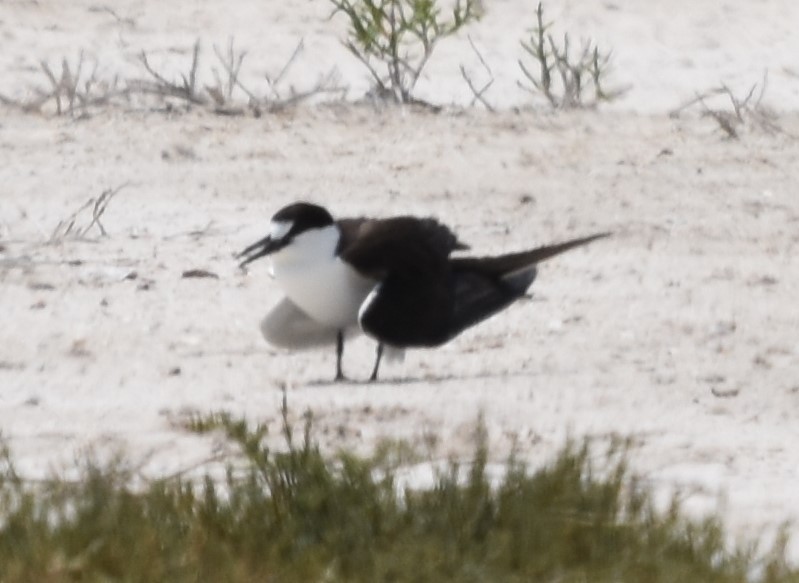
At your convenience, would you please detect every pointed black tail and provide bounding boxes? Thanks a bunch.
[358,232,610,349]
[444,232,610,341]
[449,232,610,278]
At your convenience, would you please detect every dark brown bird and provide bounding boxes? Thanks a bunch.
[238,202,608,382]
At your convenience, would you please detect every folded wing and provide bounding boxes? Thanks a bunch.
[357,232,609,348]
[340,216,467,280]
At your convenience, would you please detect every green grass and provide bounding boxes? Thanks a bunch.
[0,405,796,582]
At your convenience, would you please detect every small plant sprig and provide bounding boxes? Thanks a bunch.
[0,52,127,116]
[519,2,625,108]
[459,35,495,111]
[135,39,344,115]
[669,72,782,139]
[137,41,205,106]
[330,0,480,104]
[50,183,131,243]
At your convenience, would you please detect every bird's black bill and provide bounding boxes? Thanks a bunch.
[237,235,286,269]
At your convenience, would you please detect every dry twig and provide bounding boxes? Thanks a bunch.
[260,39,345,112]
[136,40,206,106]
[459,35,495,111]
[208,38,251,112]
[1,52,127,115]
[669,72,781,138]
[51,183,131,242]
[518,2,624,108]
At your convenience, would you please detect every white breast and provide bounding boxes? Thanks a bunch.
[268,226,376,328]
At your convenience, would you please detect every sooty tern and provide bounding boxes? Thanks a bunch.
[238,202,609,382]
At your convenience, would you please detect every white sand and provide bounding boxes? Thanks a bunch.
[2,0,799,559]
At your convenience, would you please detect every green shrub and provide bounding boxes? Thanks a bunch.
[0,411,795,581]
[330,0,481,103]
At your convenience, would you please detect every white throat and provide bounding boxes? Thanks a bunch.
[269,225,375,328]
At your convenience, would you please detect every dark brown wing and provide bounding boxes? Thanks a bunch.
[340,216,466,347]
[338,216,467,281]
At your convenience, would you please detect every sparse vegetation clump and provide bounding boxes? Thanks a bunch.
[0,39,343,118]
[670,72,782,139]
[330,0,481,104]
[519,2,625,108]
[0,402,796,582]
[0,52,127,116]
[136,38,343,116]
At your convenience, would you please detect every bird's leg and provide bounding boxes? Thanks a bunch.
[335,330,345,382]
[368,343,384,383]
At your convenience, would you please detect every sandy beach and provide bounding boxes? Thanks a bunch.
[2,0,799,558]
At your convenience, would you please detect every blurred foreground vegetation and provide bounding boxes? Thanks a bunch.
[0,406,795,582]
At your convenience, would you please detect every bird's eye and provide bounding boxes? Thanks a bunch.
[269,220,293,241]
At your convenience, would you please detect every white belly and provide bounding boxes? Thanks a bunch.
[272,252,375,328]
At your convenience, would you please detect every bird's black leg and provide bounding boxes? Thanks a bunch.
[335,330,345,382]
[368,343,384,383]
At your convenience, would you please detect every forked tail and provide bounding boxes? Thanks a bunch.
[444,232,610,341]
